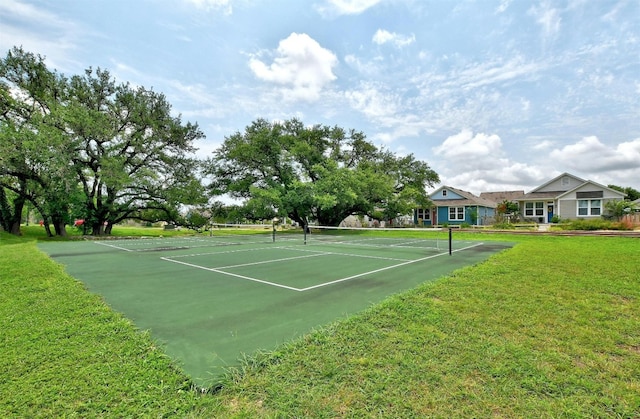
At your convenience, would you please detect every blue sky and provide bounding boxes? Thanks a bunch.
[2,0,639,194]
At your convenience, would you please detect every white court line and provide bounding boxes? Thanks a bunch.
[297,242,485,292]
[214,252,327,269]
[161,242,485,292]
[286,246,411,262]
[166,245,295,259]
[94,241,134,252]
[160,257,302,291]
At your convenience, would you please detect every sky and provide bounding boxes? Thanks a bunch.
[1,0,639,195]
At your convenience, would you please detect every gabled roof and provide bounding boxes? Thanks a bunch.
[555,179,626,200]
[521,191,566,200]
[528,172,586,194]
[430,186,497,208]
[479,190,525,203]
[522,173,626,200]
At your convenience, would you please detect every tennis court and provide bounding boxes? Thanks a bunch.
[39,227,512,387]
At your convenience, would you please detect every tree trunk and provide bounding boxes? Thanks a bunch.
[0,187,11,232]
[91,222,105,236]
[53,219,67,236]
[288,210,308,231]
[42,218,53,237]
[8,194,26,235]
[9,219,22,235]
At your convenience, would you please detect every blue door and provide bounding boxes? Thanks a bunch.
[547,205,554,223]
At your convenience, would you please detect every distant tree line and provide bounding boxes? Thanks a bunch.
[1,47,439,236]
[608,185,640,202]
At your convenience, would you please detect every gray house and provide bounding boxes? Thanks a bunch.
[515,173,625,223]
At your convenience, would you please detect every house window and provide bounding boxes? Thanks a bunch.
[524,202,544,217]
[578,199,601,216]
[448,207,464,221]
[442,189,448,197]
[416,208,430,220]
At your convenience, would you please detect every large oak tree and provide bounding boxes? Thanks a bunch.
[1,47,205,235]
[206,118,438,228]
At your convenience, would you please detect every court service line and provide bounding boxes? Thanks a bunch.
[284,246,411,262]
[166,245,296,259]
[297,242,485,292]
[94,241,134,252]
[160,257,303,292]
[214,252,327,269]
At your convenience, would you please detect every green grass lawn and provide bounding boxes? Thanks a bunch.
[1,227,638,417]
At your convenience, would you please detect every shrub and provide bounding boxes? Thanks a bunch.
[558,218,628,231]
[493,222,515,229]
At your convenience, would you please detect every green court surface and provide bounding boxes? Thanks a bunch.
[39,230,512,387]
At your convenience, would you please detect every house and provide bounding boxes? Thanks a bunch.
[415,186,497,226]
[514,173,626,223]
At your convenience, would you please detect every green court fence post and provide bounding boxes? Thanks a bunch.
[449,228,452,255]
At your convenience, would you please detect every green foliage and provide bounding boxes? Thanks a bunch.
[492,222,516,229]
[206,118,439,227]
[558,218,634,231]
[1,47,206,236]
[608,184,640,201]
[604,199,637,220]
[496,200,520,215]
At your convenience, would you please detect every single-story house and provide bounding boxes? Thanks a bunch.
[415,186,496,226]
[416,172,627,226]
[516,173,626,223]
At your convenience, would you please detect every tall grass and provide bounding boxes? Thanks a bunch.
[1,229,638,417]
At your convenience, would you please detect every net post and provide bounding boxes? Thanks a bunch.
[448,227,452,255]
[272,218,277,243]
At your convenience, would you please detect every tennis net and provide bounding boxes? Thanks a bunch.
[208,223,277,244]
[300,225,450,252]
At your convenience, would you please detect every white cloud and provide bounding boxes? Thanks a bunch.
[549,136,640,172]
[495,0,512,14]
[427,132,640,195]
[183,0,232,14]
[532,140,554,150]
[433,129,503,161]
[0,0,84,72]
[528,2,562,40]
[450,56,545,90]
[249,33,338,102]
[372,29,416,48]
[428,129,553,194]
[315,0,382,16]
[344,83,399,119]
[436,163,548,195]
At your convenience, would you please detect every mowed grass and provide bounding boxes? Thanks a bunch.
[1,228,639,417]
